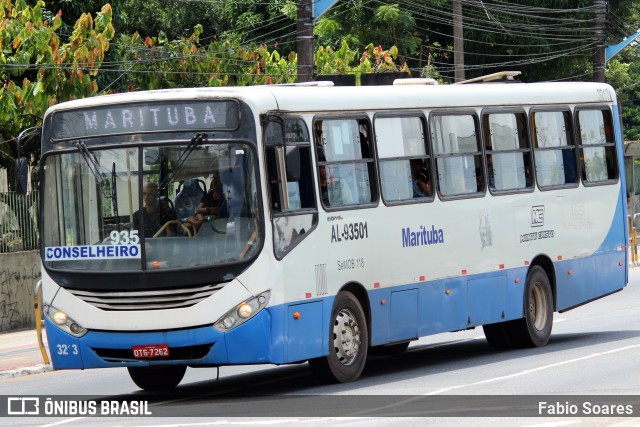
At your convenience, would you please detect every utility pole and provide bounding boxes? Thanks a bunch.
[453,0,465,82]
[297,0,314,83]
[593,0,606,82]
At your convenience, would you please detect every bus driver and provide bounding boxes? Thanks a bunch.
[132,182,177,237]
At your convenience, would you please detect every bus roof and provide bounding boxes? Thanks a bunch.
[45,81,616,117]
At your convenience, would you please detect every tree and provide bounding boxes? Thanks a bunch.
[117,0,225,40]
[315,0,422,65]
[607,44,640,141]
[112,27,298,91]
[0,0,114,189]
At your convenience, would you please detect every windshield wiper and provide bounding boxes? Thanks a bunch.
[158,132,207,192]
[74,140,104,184]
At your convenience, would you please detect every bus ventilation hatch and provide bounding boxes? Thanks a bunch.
[315,264,328,295]
[67,283,225,311]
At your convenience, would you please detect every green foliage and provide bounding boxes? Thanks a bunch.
[315,40,359,75]
[117,0,226,40]
[114,31,299,90]
[3,0,640,188]
[607,45,640,141]
[372,4,419,53]
[314,40,408,86]
[315,0,421,58]
[0,0,114,185]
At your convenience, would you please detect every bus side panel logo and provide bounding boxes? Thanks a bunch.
[531,205,545,227]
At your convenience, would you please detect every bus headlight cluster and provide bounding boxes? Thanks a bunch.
[214,291,270,332]
[44,305,87,338]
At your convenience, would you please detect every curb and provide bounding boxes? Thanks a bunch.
[0,364,53,380]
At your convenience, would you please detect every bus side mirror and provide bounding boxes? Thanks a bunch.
[16,157,29,195]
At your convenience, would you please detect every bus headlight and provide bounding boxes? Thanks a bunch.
[214,291,270,332]
[52,311,67,325]
[238,303,252,319]
[44,305,87,338]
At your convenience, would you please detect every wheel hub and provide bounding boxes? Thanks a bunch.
[530,281,548,331]
[333,309,361,365]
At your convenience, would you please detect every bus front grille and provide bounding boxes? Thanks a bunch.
[67,284,224,311]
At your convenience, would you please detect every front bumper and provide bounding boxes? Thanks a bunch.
[45,308,272,369]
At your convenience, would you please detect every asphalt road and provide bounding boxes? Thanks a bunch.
[0,267,639,426]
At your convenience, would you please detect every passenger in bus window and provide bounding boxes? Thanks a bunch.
[319,166,331,206]
[524,162,533,188]
[487,155,496,189]
[413,166,432,198]
[133,182,177,238]
[476,167,485,192]
[189,174,228,231]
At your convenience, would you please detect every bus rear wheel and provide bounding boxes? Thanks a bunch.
[309,291,368,383]
[509,265,553,348]
[127,366,187,391]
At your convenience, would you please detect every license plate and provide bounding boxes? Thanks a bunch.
[132,344,169,359]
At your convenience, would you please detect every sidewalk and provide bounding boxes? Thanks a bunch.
[0,329,52,380]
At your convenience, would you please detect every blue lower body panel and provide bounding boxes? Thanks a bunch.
[46,309,272,370]
[46,251,626,370]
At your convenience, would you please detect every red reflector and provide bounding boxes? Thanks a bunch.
[132,344,169,359]
[557,256,563,261]
[461,269,467,275]
[524,261,530,266]
[305,292,312,299]
[374,282,380,288]
[499,264,504,269]
[419,275,425,281]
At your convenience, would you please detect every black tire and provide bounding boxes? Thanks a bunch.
[508,265,554,348]
[369,341,410,356]
[308,291,368,383]
[482,321,514,350]
[127,366,187,391]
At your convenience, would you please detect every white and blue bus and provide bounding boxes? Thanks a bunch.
[33,79,628,390]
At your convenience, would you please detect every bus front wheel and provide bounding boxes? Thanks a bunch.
[127,366,187,391]
[309,291,368,383]
[511,265,553,348]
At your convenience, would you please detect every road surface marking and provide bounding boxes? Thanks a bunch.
[0,356,28,362]
[424,343,640,395]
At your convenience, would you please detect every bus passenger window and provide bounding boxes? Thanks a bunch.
[375,115,432,203]
[430,113,483,198]
[532,110,578,189]
[482,112,533,193]
[265,119,315,212]
[577,109,618,184]
[315,118,377,208]
[264,117,317,259]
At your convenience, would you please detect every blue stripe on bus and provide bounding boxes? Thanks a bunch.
[556,189,627,311]
[612,104,629,286]
[45,246,626,370]
[367,267,528,346]
[45,311,272,369]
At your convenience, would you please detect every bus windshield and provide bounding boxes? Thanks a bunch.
[42,138,261,272]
